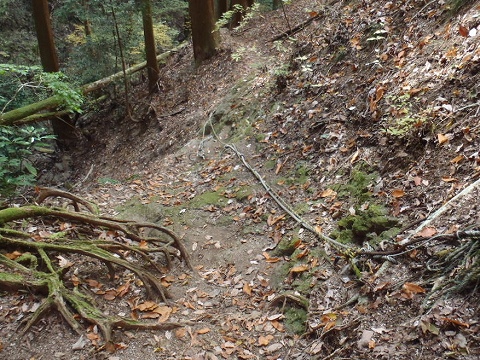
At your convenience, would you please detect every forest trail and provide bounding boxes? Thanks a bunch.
[1,1,480,359]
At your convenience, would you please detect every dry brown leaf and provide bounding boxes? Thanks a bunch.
[141,312,160,319]
[350,149,360,164]
[391,189,405,198]
[320,188,336,198]
[103,289,117,301]
[263,252,281,263]
[418,227,437,237]
[442,177,457,183]
[437,133,449,145]
[459,25,469,37]
[290,264,309,274]
[175,328,187,338]
[258,334,273,346]
[135,300,158,311]
[116,280,131,297]
[441,317,469,328]
[197,327,211,334]
[275,162,283,175]
[450,155,464,164]
[153,305,172,322]
[403,282,426,294]
[243,282,253,296]
[5,250,22,260]
[267,214,286,226]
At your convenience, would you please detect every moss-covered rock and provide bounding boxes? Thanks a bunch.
[332,204,400,245]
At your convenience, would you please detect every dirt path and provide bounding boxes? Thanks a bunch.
[2,1,480,359]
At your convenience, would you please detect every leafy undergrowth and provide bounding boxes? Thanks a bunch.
[1,0,480,359]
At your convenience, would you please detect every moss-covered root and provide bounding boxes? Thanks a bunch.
[0,267,183,353]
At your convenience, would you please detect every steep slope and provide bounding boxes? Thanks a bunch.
[1,1,479,359]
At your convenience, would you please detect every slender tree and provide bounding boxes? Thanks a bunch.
[214,0,229,21]
[32,0,75,149]
[140,0,160,92]
[272,0,282,10]
[188,0,219,65]
[32,0,58,72]
[230,0,254,28]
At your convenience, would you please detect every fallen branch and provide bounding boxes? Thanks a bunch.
[400,177,480,245]
[224,144,351,252]
[269,12,322,42]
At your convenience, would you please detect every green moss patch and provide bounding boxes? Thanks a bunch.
[284,306,308,335]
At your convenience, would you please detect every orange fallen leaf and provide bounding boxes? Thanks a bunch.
[403,282,426,294]
[243,282,253,296]
[290,264,309,274]
[263,252,281,263]
[459,25,469,37]
[441,317,469,328]
[197,328,211,334]
[153,305,172,322]
[450,155,464,164]
[267,213,286,226]
[136,300,158,311]
[103,289,117,301]
[391,189,405,198]
[5,251,23,260]
[418,227,437,237]
[442,177,457,183]
[116,280,131,297]
[175,328,187,338]
[437,133,449,145]
[258,334,274,346]
[320,188,336,198]
[275,162,283,175]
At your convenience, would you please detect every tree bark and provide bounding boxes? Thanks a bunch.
[32,0,76,149]
[141,0,160,92]
[272,0,282,10]
[230,0,254,28]
[188,0,219,65]
[32,0,59,72]
[214,0,229,21]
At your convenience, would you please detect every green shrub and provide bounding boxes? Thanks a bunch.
[0,125,55,198]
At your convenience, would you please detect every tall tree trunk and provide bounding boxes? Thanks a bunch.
[32,0,58,72]
[214,0,229,21]
[141,0,160,92]
[272,0,282,10]
[230,0,253,28]
[32,0,75,149]
[188,0,219,65]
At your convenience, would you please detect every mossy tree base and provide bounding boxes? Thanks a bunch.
[0,188,192,351]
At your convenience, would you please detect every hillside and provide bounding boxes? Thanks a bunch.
[1,0,480,359]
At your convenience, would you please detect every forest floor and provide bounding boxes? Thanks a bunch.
[1,0,480,359]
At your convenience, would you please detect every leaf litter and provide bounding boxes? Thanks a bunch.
[1,0,480,359]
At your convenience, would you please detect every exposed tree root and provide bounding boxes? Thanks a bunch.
[0,188,192,350]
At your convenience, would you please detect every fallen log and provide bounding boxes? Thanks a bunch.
[0,42,188,126]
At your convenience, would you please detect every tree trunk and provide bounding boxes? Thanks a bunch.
[141,0,160,92]
[188,0,219,65]
[32,0,75,149]
[32,0,59,72]
[214,0,229,21]
[230,0,253,28]
[272,0,282,10]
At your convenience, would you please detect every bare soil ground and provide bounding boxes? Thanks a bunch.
[1,1,480,359]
